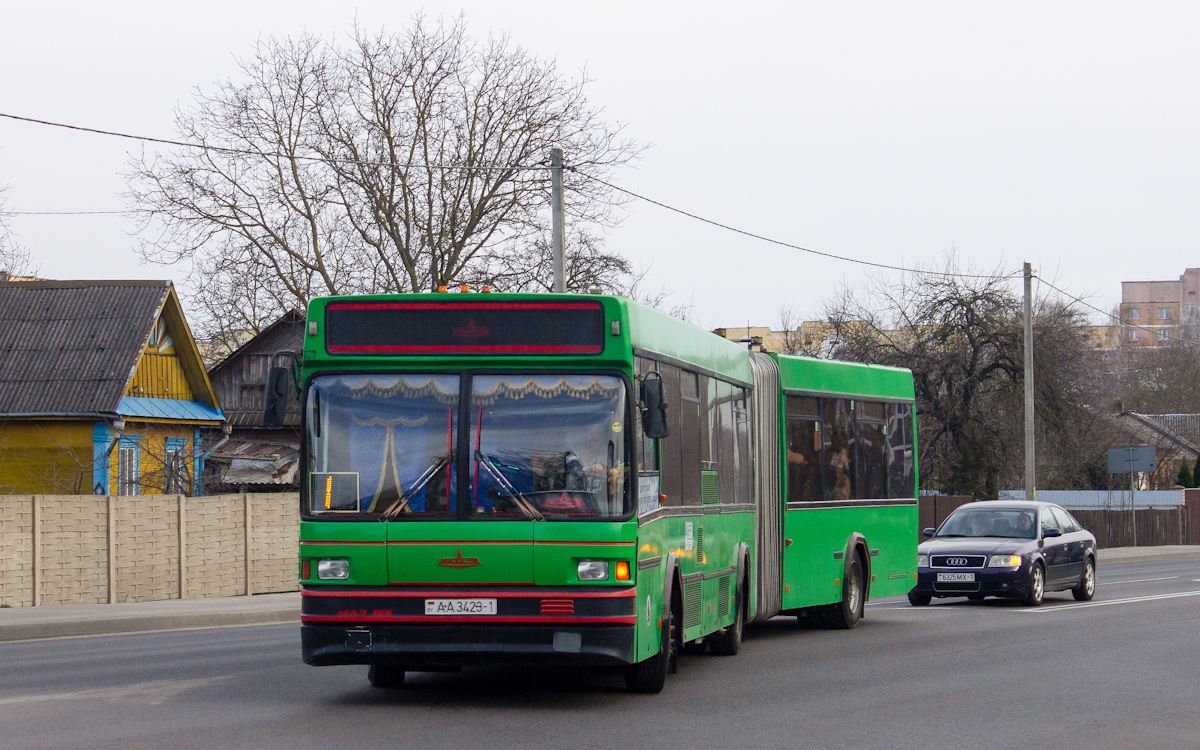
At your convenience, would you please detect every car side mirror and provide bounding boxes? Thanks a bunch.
[262,366,291,428]
[1042,528,1062,539]
[640,372,670,439]
[922,528,936,538]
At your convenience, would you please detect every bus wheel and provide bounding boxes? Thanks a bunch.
[708,576,745,656]
[625,590,677,693]
[829,554,865,630]
[368,664,405,688]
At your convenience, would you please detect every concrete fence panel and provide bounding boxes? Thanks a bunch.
[0,492,300,607]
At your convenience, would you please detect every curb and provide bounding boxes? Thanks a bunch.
[0,607,300,643]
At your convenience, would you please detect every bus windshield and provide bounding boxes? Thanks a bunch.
[305,373,630,519]
[469,375,629,519]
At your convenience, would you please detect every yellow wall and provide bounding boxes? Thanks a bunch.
[127,352,194,400]
[109,422,197,496]
[0,421,94,495]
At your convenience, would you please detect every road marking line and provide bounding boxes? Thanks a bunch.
[0,676,228,706]
[1019,590,1200,613]
[1096,576,1178,585]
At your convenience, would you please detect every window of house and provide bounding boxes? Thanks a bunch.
[1130,352,1140,364]
[1158,329,1170,341]
[1129,329,1139,341]
[1102,352,1114,364]
[1128,308,1140,320]
[118,439,141,496]
[1157,307,1170,320]
[165,437,187,494]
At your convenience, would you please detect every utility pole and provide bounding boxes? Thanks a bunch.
[550,147,566,293]
[1023,262,1035,503]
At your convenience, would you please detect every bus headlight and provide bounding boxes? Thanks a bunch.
[317,559,350,580]
[578,560,610,581]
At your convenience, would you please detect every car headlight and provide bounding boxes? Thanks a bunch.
[917,554,929,568]
[317,559,349,580]
[577,560,610,581]
[988,555,1021,568]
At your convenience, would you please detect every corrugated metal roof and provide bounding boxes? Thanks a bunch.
[0,281,170,415]
[117,396,224,422]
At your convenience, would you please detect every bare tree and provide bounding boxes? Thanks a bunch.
[0,186,36,278]
[128,17,642,340]
[822,259,1107,497]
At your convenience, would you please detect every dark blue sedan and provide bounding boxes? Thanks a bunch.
[909,501,1097,607]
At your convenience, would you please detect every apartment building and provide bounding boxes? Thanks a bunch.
[1120,267,1200,346]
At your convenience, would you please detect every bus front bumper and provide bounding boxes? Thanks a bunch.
[302,623,636,667]
[301,585,639,668]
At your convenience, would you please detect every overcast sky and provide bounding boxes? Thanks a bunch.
[2,1,1197,330]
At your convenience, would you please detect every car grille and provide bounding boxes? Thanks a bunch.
[931,555,985,568]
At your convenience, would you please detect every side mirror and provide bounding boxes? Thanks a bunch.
[1042,528,1062,539]
[262,366,291,428]
[922,528,936,538]
[640,372,670,439]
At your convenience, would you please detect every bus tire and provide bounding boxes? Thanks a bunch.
[708,575,745,656]
[625,589,678,693]
[829,554,865,630]
[367,664,405,688]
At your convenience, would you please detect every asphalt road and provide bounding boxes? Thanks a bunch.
[3,558,1200,750]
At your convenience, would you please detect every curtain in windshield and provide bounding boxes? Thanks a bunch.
[307,374,459,516]
[469,375,629,519]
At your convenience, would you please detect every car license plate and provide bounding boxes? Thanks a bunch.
[936,572,975,583]
[424,598,497,615]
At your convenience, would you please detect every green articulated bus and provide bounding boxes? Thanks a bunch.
[294,292,917,693]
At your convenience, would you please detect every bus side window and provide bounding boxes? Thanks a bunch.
[716,379,734,504]
[733,388,751,505]
[822,398,855,502]
[657,363,684,507]
[785,396,821,503]
[856,401,887,500]
[680,370,702,505]
[887,403,915,499]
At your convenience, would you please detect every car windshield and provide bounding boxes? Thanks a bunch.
[305,373,630,519]
[469,374,629,519]
[937,508,1037,539]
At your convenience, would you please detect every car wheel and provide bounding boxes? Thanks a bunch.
[1022,563,1045,607]
[625,587,679,693]
[829,555,865,629]
[1072,558,1096,601]
[708,575,745,656]
[367,664,405,688]
[907,589,931,606]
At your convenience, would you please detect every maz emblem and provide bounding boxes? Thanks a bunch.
[440,549,481,568]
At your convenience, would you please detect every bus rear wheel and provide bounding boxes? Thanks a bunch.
[625,589,678,693]
[368,664,406,688]
[828,555,865,630]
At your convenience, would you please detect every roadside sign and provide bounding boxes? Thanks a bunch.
[1107,446,1156,474]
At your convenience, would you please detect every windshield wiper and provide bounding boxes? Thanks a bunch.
[474,450,544,521]
[381,455,450,520]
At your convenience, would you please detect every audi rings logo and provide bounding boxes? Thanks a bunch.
[946,557,969,566]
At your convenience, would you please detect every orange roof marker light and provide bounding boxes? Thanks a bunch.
[481,286,491,293]
[461,285,470,293]
[437,285,448,293]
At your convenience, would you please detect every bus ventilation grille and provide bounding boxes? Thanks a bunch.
[695,526,704,561]
[700,471,720,505]
[683,583,702,630]
[717,575,731,618]
[540,599,575,615]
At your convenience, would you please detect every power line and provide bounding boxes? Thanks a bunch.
[572,170,1020,281]
[0,111,546,173]
[9,210,128,216]
[1035,275,1194,346]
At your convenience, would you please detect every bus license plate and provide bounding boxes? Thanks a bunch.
[424,598,497,615]
[936,573,975,583]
